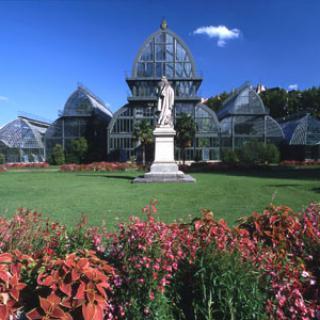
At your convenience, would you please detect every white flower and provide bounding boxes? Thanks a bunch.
[301,271,310,278]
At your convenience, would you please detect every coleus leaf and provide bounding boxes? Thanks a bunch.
[82,302,97,320]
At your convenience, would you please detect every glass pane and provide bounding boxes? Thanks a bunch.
[165,63,174,78]
[165,45,174,62]
[140,42,153,61]
[166,33,174,44]
[156,62,164,77]
[184,63,192,78]
[155,32,165,43]
[156,44,165,61]
[176,42,189,61]
[175,63,184,77]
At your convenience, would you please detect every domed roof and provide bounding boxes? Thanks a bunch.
[0,117,47,149]
[132,21,197,79]
[63,85,113,118]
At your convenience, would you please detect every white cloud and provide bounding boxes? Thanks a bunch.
[0,96,8,102]
[288,84,299,91]
[193,25,241,47]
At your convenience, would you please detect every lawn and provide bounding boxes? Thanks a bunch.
[0,167,319,228]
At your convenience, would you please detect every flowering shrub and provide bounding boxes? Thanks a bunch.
[0,203,318,319]
[60,162,139,172]
[5,162,49,169]
[281,160,320,167]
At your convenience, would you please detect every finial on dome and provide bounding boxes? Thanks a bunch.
[160,19,167,30]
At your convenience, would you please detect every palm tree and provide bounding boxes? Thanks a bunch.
[132,119,153,166]
[175,113,196,164]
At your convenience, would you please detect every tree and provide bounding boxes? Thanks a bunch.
[69,137,88,164]
[260,88,288,118]
[175,113,196,164]
[0,153,5,164]
[205,92,229,113]
[132,119,153,166]
[50,144,65,165]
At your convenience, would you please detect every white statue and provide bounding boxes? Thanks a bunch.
[157,76,174,127]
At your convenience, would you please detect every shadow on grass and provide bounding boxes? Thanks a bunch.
[311,187,320,194]
[205,167,320,181]
[266,184,301,188]
[77,174,135,181]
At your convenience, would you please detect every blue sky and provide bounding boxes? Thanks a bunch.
[0,0,319,125]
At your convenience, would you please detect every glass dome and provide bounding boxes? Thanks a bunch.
[132,22,197,79]
[280,113,320,145]
[0,117,49,162]
[45,86,112,162]
[218,82,267,120]
[219,83,284,150]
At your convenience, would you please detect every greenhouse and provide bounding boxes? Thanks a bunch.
[218,82,284,151]
[45,85,112,162]
[108,20,221,161]
[279,113,320,160]
[0,116,49,163]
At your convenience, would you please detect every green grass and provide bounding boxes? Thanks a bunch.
[0,167,319,228]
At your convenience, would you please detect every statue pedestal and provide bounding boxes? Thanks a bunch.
[133,126,196,183]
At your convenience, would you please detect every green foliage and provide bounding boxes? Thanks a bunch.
[173,247,267,320]
[237,141,280,165]
[0,153,5,164]
[260,88,288,118]
[205,92,229,113]
[175,113,196,164]
[260,86,320,118]
[28,153,35,163]
[68,137,88,164]
[50,144,65,165]
[221,149,238,165]
[133,119,153,166]
[263,143,280,164]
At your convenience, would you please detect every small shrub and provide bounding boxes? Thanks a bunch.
[263,144,280,164]
[67,137,88,164]
[190,248,267,320]
[50,144,65,165]
[221,149,239,165]
[237,140,265,164]
[0,153,5,164]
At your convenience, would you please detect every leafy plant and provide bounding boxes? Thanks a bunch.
[0,153,5,164]
[191,248,267,320]
[27,250,115,320]
[132,119,153,167]
[50,144,65,165]
[175,113,196,164]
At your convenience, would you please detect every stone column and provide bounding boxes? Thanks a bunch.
[133,126,195,183]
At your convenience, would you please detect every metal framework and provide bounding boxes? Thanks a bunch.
[218,83,284,151]
[0,116,49,162]
[108,20,222,161]
[279,113,320,145]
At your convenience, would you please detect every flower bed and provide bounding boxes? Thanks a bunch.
[3,162,49,169]
[280,160,320,167]
[59,162,139,172]
[0,203,319,319]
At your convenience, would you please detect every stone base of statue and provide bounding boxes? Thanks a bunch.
[133,126,196,183]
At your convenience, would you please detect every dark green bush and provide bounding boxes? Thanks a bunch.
[67,137,88,164]
[221,149,239,165]
[50,144,65,165]
[237,141,279,165]
[0,153,5,164]
[263,143,280,164]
